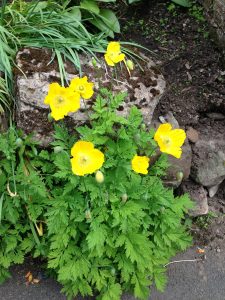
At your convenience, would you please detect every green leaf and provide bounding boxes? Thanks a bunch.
[132,273,150,300]
[67,6,81,22]
[171,0,192,7]
[32,1,48,11]
[87,224,107,255]
[89,17,114,38]
[80,0,100,14]
[0,194,4,223]
[128,0,141,3]
[154,267,167,292]
[101,283,122,300]
[99,9,120,33]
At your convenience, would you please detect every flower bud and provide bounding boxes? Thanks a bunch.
[141,123,146,130]
[54,146,63,153]
[126,59,134,71]
[91,57,97,68]
[176,171,184,182]
[95,170,104,184]
[110,267,116,276]
[15,138,23,147]
[48,113,53,122]
[142,193,148,201]
[121,193,128,203]
[85,209,92,220]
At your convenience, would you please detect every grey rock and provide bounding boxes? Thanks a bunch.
[0,112,8,133]
[203,0,225,49]
[206,112,225,120]
[208,183,221,197]
[191,130,225,187]
[181,180,209,217]
[15,48,166,146]
[186,127,199,143]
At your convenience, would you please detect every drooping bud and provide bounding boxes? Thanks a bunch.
[141,123,146,130]
[85,209,92,220]
[110,267,116,276]
[91,57,97,68]
[126,59,134,71]
[121,193,128,203]
[176,171,184,182]
[54,146,63,153]
[48,113,53,122]
[95,170,104,184]
[15,138,23,147]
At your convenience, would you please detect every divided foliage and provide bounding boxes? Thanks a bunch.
[0,90,193,299]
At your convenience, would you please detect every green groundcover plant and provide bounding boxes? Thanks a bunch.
[0,98,193,298]
[0,42,193,299]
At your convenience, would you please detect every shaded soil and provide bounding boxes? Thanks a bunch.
[120,0,225,127]
[119,0,225,246]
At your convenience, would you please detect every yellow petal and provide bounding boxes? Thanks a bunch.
[169,129,186,147]
[104,54,115,66]
[154,123,172,142]
[131,155,149,175]
[113,53,125,63]
[107,41,121,53]
[71,141,94,157]
[167,147,182,159]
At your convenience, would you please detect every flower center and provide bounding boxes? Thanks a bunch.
[79,85,84,91]
[163,137,171,146]
[54,95,65,106]
[79,154,90,166]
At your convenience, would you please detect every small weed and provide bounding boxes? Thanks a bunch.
[167,3,178,16]
[195,211,218,229]
[189,4,205,22]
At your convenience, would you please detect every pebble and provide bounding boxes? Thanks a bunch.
[206,113,225,120]
[186,127,199,143]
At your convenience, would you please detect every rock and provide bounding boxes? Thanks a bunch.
[0,112,8,133]
[206,112,225,120]
[202,0,225,49]
[208,183,220,197]
[15,48,166,146]
[181,180,209,217]
[191,124,225,187]
[186,127,199,143]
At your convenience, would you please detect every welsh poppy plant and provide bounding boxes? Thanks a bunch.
[154,123,186,158]
[44,83,80,121]
[104,41,125,67]
[71,141,104,176]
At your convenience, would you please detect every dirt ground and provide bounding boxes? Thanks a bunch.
[119,0,225,247]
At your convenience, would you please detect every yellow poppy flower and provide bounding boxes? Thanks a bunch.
[154,123,186,159]
[104,41,125,67]
[131,155,150,175]
[69,76,94,100]
[71,141,104,176]
[44,82,80,121]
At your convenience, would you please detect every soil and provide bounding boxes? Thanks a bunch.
[118,0,225,247]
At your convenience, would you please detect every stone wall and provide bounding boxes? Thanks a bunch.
[203,0,225,49]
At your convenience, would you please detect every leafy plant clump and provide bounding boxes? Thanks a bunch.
[0,84,193,299]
